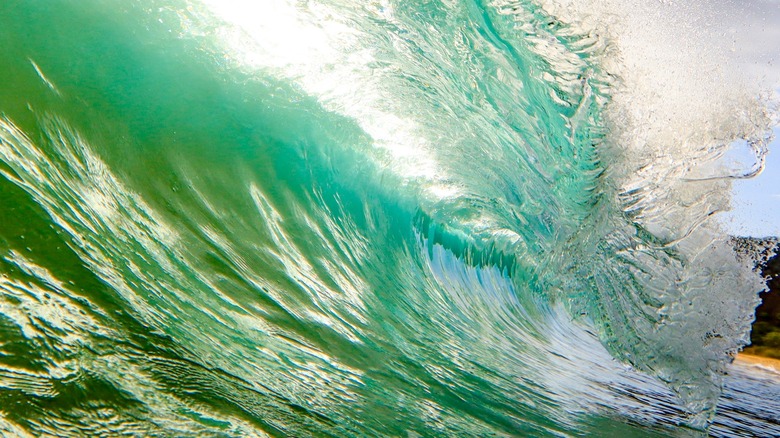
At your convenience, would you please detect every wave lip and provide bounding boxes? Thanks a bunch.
[0,0,777,435]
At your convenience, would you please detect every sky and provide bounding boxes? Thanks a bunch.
[722,128,780,237]
[717,0,780,237]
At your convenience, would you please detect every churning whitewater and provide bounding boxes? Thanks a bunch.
[0,0,778,436]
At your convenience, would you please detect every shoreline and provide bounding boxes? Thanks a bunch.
[734,353,780,373]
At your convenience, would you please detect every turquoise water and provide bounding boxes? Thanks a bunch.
[0,0,777,436]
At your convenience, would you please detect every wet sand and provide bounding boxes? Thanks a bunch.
[735,354,780,373]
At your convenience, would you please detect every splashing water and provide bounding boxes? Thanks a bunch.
[0,0,777,436]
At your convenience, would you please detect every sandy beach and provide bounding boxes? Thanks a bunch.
[735,354,780,373]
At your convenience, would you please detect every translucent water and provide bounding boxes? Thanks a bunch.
[0,0,777,435]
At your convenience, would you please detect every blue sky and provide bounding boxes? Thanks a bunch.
[722,128,780,237]
[718,0,780,237]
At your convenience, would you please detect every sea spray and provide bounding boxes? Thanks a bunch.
[0,0,777,435]
[534,0,777,425]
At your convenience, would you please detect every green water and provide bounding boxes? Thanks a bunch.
[0,0,773,436]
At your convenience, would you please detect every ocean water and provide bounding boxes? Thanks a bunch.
[0,0,778,436]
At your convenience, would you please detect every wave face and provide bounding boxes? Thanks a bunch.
[0,0,777,435]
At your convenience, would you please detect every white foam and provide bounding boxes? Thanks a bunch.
[535,0,777,424]
[539,0,776,207]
